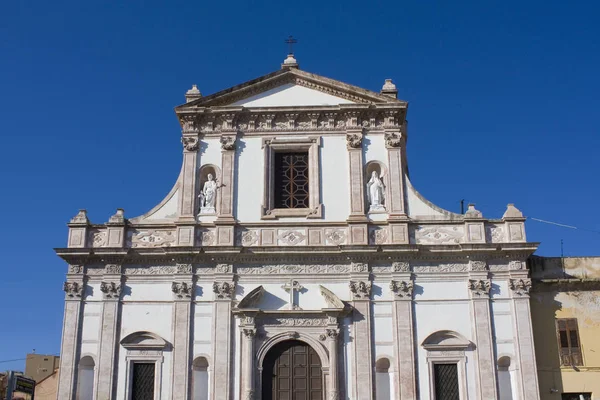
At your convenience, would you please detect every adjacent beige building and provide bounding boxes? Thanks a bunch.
[530,256,600,400]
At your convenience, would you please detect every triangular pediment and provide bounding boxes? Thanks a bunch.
[176,68,404,110]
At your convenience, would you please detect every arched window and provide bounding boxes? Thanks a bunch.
[76,356,95,400]
[192,356,209,400]
[375,357,391,400]
[498,356,514,400]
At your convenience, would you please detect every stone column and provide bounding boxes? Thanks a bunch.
[56,266,85,400]
[349,263,374,400]
[467,266,498,400]
[242,327,256,400]
[326,328,340,400]
[211,268,235,400]
[171,264,194,400]
[509,277,540,400]
[390,262,416,400]
[215,134,236,245]
[95,266,123,400]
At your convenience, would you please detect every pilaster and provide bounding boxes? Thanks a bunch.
[390,262,416,400]
[171,264,194,400]
[346,124,366,220]
[241,319,257,400]
[178,133,200,222]
[508,276,540,400]
[467,262,498,400]
[56,266,86,400]
[325,327,340,400]
[211,265,235,400]
[215,135,236,245]
[349,263,374,400]
[384,125,406,220]
[95,265,123,400]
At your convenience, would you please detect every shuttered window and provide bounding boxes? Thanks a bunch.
[556,318,583,366]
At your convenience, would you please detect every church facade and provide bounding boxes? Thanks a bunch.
[55,55,541,400]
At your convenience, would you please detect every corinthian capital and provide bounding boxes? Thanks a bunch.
[63,281,84,298]
[213,281,235,299]
[349,280,372,300]
[181,136,200,151]
[100,281,122,299]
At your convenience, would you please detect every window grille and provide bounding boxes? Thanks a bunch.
[132,363,155,400]
[274,152,309,209]
[561,394,591,400]
[434,363,459,400]
[556,318,583,366]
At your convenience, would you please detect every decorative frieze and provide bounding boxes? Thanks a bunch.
[260,317,328,327]
[171,282,193,299]
[509,278,532,296]
[63,281,84,298]
[67,265,84,274]
[181,136,199,151]
[125,266,177,275]
[468,279,491,297]
[176,263,192,274]
[213,281,235,299]
[469,260,488,272]
[349,280,372,300]
[215,264,233,274]
[129,229,176,248]
[104,264,122,275]
[390,280,414,299]
[414,225,464,245]
[351,262,369,273]
[324,229,346,245]
[100,281,122,299]
[413,263,469,273]
[509,260,524,270]
[392,261,411,272]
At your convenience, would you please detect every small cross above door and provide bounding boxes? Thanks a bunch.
[281,279,303,310]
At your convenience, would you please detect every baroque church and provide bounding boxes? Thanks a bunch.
[56,54,541,400]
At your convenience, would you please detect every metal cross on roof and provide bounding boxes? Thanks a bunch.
[285,35,298,55]
[282,279,303,310]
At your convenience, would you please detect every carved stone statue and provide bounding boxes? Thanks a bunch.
[199,173,218,214]
[367,170,385,212]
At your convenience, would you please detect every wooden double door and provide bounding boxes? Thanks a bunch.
[262,340,323,400]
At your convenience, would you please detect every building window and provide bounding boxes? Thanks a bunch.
[261,136,322,219]
[562,394,591,400]
[274,152,309,208]
[132,362,156,400]
[433,363,459,400]
[556,318,583,366]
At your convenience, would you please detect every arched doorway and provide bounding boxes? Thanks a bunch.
[261,340,323,400]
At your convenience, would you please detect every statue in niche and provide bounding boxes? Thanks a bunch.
[367,170,385,212]
[199,173,218,214]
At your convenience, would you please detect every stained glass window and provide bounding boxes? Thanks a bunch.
[274,152,309,209]
[132,362,155,400]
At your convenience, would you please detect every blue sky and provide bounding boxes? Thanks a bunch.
[1,0,598,372]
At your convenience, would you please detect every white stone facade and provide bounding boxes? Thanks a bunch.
[56,60,540,400]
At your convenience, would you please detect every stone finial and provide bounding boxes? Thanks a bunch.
[70,209,89,224]
[108,208,126,224]
[503,203,524,219]
[464,203,483,218]
[281,54,299,69]
[185,84,202,102]
[381,79,398,98]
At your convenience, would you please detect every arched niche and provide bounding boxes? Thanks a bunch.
[192,356,211,400]
[375,357,392,400]
[76,355,95,400]
[365,160,389,213]
[198,164,221,215]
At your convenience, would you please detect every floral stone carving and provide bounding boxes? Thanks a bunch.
[346,133,362,149]
[100,281,122,299]
[509,278,532,296]
[349,280,372,299]
[171,282,193,299]
[468,279,491,296]
[181,136,200,151]
[63,281,84,298]
[390,280,414,298]
[213,281,235,299]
